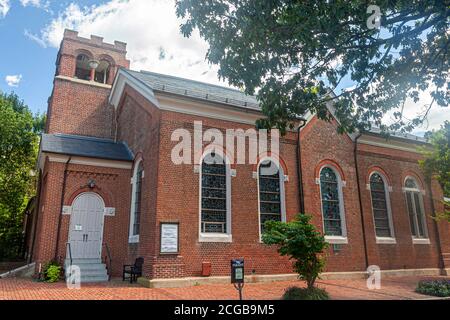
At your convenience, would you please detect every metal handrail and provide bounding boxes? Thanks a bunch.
[103,243,112,281]
[66,242,73,268]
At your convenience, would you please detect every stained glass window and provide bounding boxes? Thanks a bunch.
[259,160,282,234]
[133,162,144,236]
[370,173,392,238]
[320,167,343,236]
[404,178,427,238]
[201,153,227,233]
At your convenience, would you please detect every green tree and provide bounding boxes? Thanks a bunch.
[0,92,41,260]
[176,1,449,134]
[262,214,328,289]
[420,121,450,221]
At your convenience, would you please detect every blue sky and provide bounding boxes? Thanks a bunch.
[0,0,101,114]
[0,0,448,134]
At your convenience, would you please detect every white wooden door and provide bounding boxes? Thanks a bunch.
[68,193,104,260]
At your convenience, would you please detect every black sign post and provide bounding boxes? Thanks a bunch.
[231,259,245,300]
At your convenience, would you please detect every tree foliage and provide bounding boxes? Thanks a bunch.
[176,0,449,134]
[0,92,41,260]
[261,214,328,289]
[420,121,450,221]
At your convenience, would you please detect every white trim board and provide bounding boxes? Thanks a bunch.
[157,94,262,125]
[41,153,133,170]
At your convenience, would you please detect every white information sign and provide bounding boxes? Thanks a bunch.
[160,223,179,254]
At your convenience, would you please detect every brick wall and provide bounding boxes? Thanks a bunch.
[356,143,443,270]
[301,116,367,272]
[150,109,300,278]
[116,84,162,278]
[33,159,132,277]
[46,80,115,138]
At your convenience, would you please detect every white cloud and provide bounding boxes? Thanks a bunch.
[20,0,51,14]
[0,0,10,18]
[382,87,450,134]
[24,29,47,47]
[29,0,226,86]
[20,0,40,6]
[5,74,23,87]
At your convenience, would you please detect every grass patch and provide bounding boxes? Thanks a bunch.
[282,286,330,300]
[416,280,450,297]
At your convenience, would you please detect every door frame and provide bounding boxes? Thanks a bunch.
[68,192,106,260]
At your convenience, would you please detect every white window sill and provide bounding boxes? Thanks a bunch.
[412,238,430,245]
[199,233,232,243]
[128,235,139,244]
[325,236,348,244]
[376,237,397,244]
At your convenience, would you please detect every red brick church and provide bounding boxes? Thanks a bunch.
[23,29,449,284]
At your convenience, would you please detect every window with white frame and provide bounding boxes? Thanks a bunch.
[404,178,428,239]
[200,152,229,234]
[129,160,143,242]
[258,159,286,235]
[369,172,394,238]
[319,166,346,237]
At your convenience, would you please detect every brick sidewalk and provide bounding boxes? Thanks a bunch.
[0,276,448,300]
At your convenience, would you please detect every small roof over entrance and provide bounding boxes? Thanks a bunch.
[41,134,133,161]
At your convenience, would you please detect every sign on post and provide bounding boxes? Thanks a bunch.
[231,259,244,300]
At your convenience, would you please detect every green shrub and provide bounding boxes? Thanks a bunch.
[262,214,328,289]
[416,280,450,297]
[282,286,330,300]
[43,262,61,283]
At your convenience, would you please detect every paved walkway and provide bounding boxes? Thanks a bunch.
[0,276,448,300]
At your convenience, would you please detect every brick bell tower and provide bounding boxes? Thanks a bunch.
[46,29,130,139]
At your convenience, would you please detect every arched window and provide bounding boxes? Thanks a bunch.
[404,177,428,239]
[200,152,230,237]
[369,172,395,239]
[319,166,346,238]
[129,160,144,243]
[94,60,111,84]
[258,159,286,235]
[75,54,91,81]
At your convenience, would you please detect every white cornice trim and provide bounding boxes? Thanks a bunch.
[156,94,262,125]
[358,136,422,154]
[55,75,112,89]
[41,153,132,170]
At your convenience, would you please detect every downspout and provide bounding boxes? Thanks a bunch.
[296,119,307,214]
[426,179,444,272]
[354,133,369,269]
[54,156,72,262]
[29,175,42,263]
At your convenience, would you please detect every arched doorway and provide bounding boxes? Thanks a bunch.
[68,193,105,260]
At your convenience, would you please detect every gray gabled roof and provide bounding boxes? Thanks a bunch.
[121,68,427,145]
[125,69,260,111]
[41,134,133,161]
[366,127,428,144]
